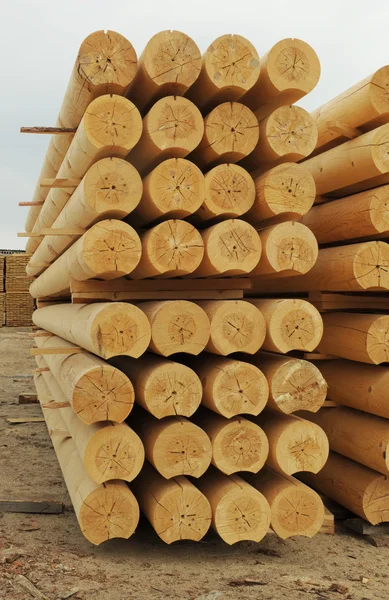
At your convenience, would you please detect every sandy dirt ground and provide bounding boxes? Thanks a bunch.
[0,327,388,600]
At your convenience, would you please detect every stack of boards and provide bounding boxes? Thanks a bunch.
[23,29,389,546]
[2,254,34,326]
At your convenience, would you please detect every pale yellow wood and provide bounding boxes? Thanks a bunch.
[72,289,243,302]
[31,347,82,356]
[40,178,80,188]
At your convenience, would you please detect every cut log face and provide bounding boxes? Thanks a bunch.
[241,38,321,118]
[192,219,262,277]
[246,163,316,226]
[252,222,318,277]
[139,300,210,356]
[127,30,201,113]
[195,470,271,544]
[127,96,204,175]
[129,158,204,226]
[190,102,259,169]
[130,220,204,279]
[249,299,323,353]
[110,354,202,418]
[245,466,324,539]
[132,464,212,543]
[186,34,260,111]
[198,300,266,355]
[33,302,151,359]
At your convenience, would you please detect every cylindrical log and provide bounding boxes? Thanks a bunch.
[185,355,268,418]
[131,411,212,479]
[312,66,389,154]
[29,220,141,299]
[301,451,389,525]
[129,220,204,279]
[197,300,266,355]
[252,241,389,293]
[194,410,269,475]
[249,353,326,414]
[32,302,151,359]
[35,373,139,544]
[245,163,316,226]
[190,164,255,223]
[302,185,389,244]
[127,30,201,114]
[27,158,143,277]
[255,410,329,475]
[26,30,138,234]
[186,34,260,112]
[251,222,318,278]
[241,38,321,119]
[190,102,259,169]
[26,94,143,254]
[109,353,202,418]
[302,407,389,476]
[138,300,210,356]
[191,219,262,277]
[127,158,204,227]
[131,463,211,543]
[243,106,317,171]
[249,299,323,353]
[34,334,134,423]
[195,469,271,544]
[318,312,389,364]
[126,96,204,175]
[244,466,324,539]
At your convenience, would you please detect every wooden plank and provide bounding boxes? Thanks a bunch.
[18,393,38,404]
[6,418,45,424]
[40,227,85,236]
[344,518,389,536]
[0,499,63,514]
[20,126,76,134]
[18,201,44,207]
[40,178,80,188]
[71,290,244,302]
[323,400,338,407]
[30,347,82,356]
[321,507,335,535]
[70,277,252,293]
[29,331,52,337]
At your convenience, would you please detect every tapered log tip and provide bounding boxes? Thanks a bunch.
[204,34,260,91]
[84,95,142,151]
[266,38,321,93]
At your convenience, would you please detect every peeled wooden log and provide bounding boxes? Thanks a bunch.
[253,242,389,293]
[127,158,204,227]
[27,158,143,277]
[127,30,201,114]
[302,407,389,476]
[109,353,202,418]
[245,163,316,226]
[317,360,389,419]
[301,451,389,525]
[35,373,139,544]
[26,30,138,234]
[197,300,266,355]
[190,102,259,169]
[194,410,269,475]
[185,355,268,418]
[251,222,318,278]
[312,66,389,154]
[302,123,389,197]
[131,462,211,543]
[318,313,389,364]
[26,95,143,254]
[131,411,212,478]
[126,96,203,176]
[249,299,323,353]
[195,469,271,544]
[249,353,327,414]
[138,300,210,356]
[34,334,134,423]
[190,164,255,223]
[245,466,324,539]
[186,34,260,112]
[29,220,141,299]
[302,185,389,244]
[241,38,321,119]
[243,106,317,171]
[255,410,329,475]
[191,219,262,277]
[32,302,151,359]
[129,220,204,279]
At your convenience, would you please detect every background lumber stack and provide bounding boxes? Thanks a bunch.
[1,253,34,326]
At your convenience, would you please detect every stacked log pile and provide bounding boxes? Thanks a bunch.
[24,29,338,546]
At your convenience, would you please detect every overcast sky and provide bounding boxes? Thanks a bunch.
[1,0,388,249]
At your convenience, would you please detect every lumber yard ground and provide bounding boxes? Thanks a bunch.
[0,328,388,600]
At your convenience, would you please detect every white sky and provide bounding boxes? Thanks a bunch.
[1,0,389,250]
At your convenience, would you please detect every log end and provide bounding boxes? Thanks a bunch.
[363,475,389,525]
[261,105,318,162]
[353,241,389,290]
[266,38,321,95]
[366,316,389,364]
[272,484,325,539]
[268,299,323,353]
[213,417,269,475]
[204,34,260,93]
[270,359,327,414]
[279,419,329,475]
[143,362,202,418]
[147,96,204,153]
[201,163,255,220]
[371,66,389,116]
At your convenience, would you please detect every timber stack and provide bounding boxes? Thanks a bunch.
[2,253,34,326]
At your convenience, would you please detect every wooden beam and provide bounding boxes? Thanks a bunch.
[70,277,252,293]
[20,126,77,134]
[40,178,80,188]
[7,418,45,424]
[19,201,44,207]
[40,227,86,236]
[0,499,63,514]
[71,290,244,303]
